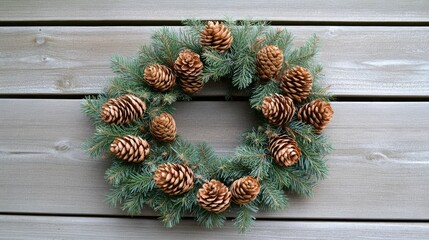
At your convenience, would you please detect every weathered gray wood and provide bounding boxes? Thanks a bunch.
[0,100,428,219]
[1,215,428,240]
[0,26,428,96]
[1,0,428,22]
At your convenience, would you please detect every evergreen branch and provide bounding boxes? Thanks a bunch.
[151,27,183,67]
[138,44,163,67]
[105,161,140,187]
[232,53,256,89]
[125,171,155,194]
[201,50,232,82]
[284,168,315,197]
[182,19,205,37]
[105,185,128,208]
[287,34,319,68]
[242,127,269,148]
[122,192,146,215]
[234,146,269,180]
[83,124,141,158]
[270,164,291,189]
[250,80,281,109]
[195,208,227,229]
[258,180,288,211]
[233,202,259,233]
[111,55,143,82]
[81,96,105,123]
[299,155,329,181]
[215,159,248,183]
[107,77,150,98]
[264,28,293,53]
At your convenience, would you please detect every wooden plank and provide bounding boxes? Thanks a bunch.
[1,26,428,97]
[0,100,428,219]
[1,215,429,240]
[1,0,428,22]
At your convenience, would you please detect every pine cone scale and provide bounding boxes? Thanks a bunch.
[144,64,176,92]
[269,134,301,167]
[154,163,194,195]
[150,113,177,142]
[197,180,231,213]
[174,49,204,94]
[298,100,333,133]
[262,94,296,126]
[280,66,313,103]
[200,21,233,53]
[101,95,146,125]
[256,45,283,79]
[231,176,260,205]
[110,135,150,163]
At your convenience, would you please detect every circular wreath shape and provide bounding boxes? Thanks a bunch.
[82,19,333,232]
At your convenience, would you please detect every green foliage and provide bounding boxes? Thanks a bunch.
[200,49,233,82]
[82,19,333,233]
[195,208,227,229]
[249,80,282,110]
[286,34,319,69]
[233,202,258,233]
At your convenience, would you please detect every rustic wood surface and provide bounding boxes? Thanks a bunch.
[1,26,428,96]
[1,100,428,220]
[1,215,428,240]
[1,0,428,239]
[1,0,428,22]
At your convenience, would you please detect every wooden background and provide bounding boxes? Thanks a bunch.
[1,1,428,239]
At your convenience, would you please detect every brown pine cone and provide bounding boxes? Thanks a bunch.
[110,135,150,163]
[298,100,334,133]
[101,94,146,125]
[269,134,301,167]
[197,180,231,213]
[256,45,283,80]
[200,21,233,53]
[154,163,194,195]
[144,64,176,92]
[174,49,204,94]
[262,93,296,126]
[280,66,313,102]
[150,113,177,142]
[230,176,261,205]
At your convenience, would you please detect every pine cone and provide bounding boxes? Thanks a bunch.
[200,21,233,53]
[256,45,283,80]
[230,176,261,205]
[144,64,176,92]
[174,49,204,94]
[101,94,146,125]
[150,113,176,142]
[110,135,150,163]
[154,163,194,195]
[197,180,231,213]
[298,100,333,133]
[269,134,301,167]
[280,66,313,102]
[262,93,296,126]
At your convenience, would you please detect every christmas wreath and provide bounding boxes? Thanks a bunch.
[82,19,333,232]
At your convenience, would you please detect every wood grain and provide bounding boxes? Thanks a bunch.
[1,215,428,240]
[0,100,428,219]
[1,26,428,97]
[1,0,428,22]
